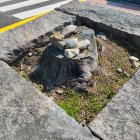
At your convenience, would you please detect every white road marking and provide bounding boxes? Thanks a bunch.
[0,0,11,4]
[0,0,50,12]
[13,0,72,19]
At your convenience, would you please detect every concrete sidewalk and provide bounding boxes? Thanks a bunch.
[88,0,140,15]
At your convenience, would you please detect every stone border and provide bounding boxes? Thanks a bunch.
[89,67,140,140]
[0,60,97,140]
[0,1,140,139]
[0,10,76,64]
[56,1,140,48]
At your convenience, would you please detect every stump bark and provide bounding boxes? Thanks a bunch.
[30,26,98,90]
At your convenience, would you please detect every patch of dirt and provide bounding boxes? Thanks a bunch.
[12,31,139,124]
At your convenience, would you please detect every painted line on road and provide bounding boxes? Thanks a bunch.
[0,0,85,32]
[79,0,87,2]
[0,11,51,33]
[0,0,50,12]
[0,0,11,4]
[13,0,72,19]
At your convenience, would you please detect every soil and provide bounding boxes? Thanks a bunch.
[12,31,139,124]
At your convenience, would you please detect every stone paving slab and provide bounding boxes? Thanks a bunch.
[0,10,76,63]
[57,1,140,47]
[0,60,98,140]
[89,68,140,140]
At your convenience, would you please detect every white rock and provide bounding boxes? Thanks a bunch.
[65,38,78,48]
[116,68,123,73]
[64,48,79,58]
[129,56,139,62]
[133,61,140,68]
[123,71,130,78]
[78,39,90,49]
[62,25,77,37]
[28,52,32,57]
[55,88,64,94]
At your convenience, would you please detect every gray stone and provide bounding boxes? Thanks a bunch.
[64,48,79,58]
[65,38,79,48]
[78,39,90,49]
[80,28,95,40]
[57,1,140,47]
[0,10,76,63]
[89,68,140,140]
[0,60,98,140]
[75,26,98,79]
[62,24,77,37]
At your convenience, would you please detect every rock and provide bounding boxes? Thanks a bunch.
[0,61,98,140]
[55,88,64,94]
[28,52,33,57]
[54,40,66,50]
[50,32,64,42]
[0,10,76,63]
[65,38,79,48]
[80,28,95,40]
[89,68,140,140]
[78,39,90,49]
[101,45,106,53]
[97,32,107,40]
[129,56,139,62]
[116,68,123,73]
[133,61,140,68]
[123,71,130,77]
[64,48,79,58]
[57,1,140,48]
[62,25,77,37]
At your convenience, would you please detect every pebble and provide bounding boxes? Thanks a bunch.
[64,48,79,58]
[55,88,64,94]
[78,39,90,49]
[65,38,78,49]
[81,29,95,39]
[28,52,33,57]
[62,25,77,37]
[50,32,64,42]
[116,68,123,73]
[123,71,130,78]
[133,61,140,68]
[129,56,139,62]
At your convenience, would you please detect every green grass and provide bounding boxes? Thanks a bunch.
[11,35,137,124]
[56,89,107,123]
[54,38,136,123]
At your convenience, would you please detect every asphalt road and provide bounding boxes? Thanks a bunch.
[0,0,72,28]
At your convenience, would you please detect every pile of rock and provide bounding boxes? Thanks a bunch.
[50,25,91,59]
[30,25,98,91]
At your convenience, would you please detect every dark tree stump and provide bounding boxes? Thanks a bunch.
[30,26,98,90]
